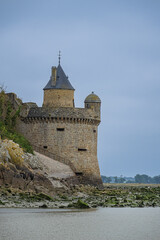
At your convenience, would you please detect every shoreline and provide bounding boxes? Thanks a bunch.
[1,184,160,209]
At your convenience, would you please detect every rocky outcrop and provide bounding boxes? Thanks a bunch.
[0,162,54,195]
[0,140,160,209]
[0,138,78,195]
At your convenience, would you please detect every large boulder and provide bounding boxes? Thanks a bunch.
[0,138,78,195]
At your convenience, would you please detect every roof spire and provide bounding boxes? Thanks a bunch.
[58,50,61,65]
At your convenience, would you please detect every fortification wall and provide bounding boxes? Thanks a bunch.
[43,89,74,108]
[17,117,101,184]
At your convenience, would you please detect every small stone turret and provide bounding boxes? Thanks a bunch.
[84,92,101,119]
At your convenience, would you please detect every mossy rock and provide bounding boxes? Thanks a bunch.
[75,199,90,209]
[91,204,98,208]
[0,200,5,205]
[60,195,69,201]
[138,201,144,207]
[37,193,53,201]
[6,188,12,193]
[59,205,65,208]
[19,192,29,199]
[135,194,144,200]
[18,192,53,202]
[39,204,48,208]
[67,203,74,208]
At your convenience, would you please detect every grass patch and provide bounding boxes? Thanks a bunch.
[0,121,33,153]
[0,89,33,153]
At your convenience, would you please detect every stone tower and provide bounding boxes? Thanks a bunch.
[43,64,75,108]
[16,57,102,186]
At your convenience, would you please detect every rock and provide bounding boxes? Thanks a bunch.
[75,199,90,209]
[0,200,5,205]
[23,153,43,170]
[0,139,24,165]
[39,204,48,208]
[0,139,76,196]
[0,146,11,163]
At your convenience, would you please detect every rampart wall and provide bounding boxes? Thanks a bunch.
[17,115,101,184]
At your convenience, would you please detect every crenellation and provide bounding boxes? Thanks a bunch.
[21,112,100,126]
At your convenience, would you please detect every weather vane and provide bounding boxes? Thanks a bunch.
[58,50,61,64]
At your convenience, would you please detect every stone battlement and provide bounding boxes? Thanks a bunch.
[20,106,100,125]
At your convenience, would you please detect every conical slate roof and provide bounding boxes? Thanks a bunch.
[43,64,75,90]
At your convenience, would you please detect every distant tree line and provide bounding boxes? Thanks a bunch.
[134,174,160,184]
[101,174,160,184]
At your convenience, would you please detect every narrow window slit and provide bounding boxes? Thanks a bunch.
[78,148,87,151]
[75,172,83,176]
[57,128,65,131]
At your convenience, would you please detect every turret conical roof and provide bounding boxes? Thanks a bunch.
[43,64,75,90]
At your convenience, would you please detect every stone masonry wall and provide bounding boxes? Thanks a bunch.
[85,102,101,119]
[17,118,101,184]
[43,89,74,108]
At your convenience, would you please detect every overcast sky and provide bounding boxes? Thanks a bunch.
[1,0,160,177]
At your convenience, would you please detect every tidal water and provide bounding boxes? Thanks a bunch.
[0,208,160,240]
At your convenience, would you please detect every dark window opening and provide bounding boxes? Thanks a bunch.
[43,146,48,149]
[93,130,96,133]
[57,128,65,131]
[78,148,87,151]
[75,172,83,176]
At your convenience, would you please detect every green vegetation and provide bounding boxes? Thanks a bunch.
[75,199,90,208]
[37,193,54,201]
[18,192,54,202]
[0,184,160,208]
[0,200,5,205]
[0,125,33,153]
[77,184,160,208]
[0,88,33,153]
